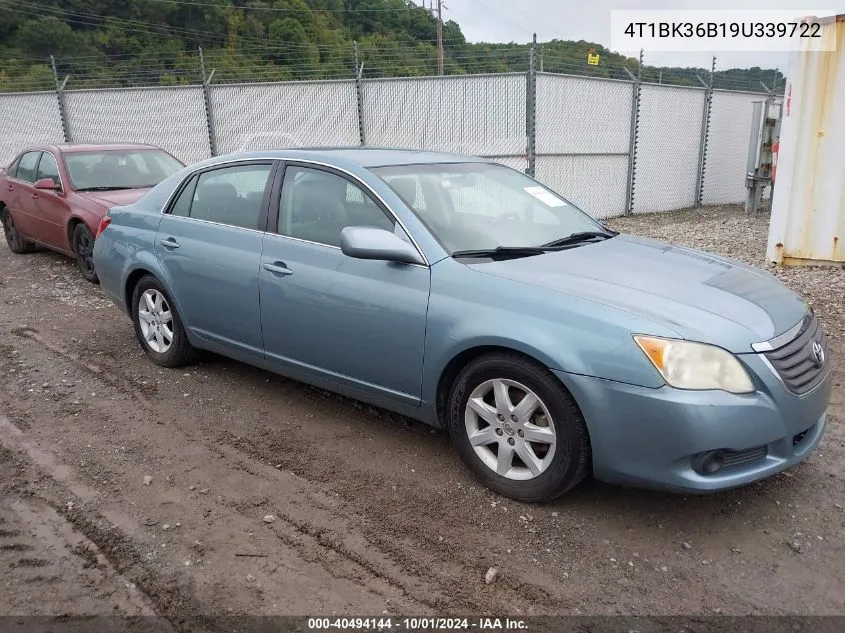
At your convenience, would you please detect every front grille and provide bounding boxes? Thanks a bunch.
[764,313,829,395]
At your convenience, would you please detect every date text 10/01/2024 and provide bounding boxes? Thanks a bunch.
[307,618,528,631]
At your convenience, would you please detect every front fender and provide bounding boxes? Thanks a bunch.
[421,260,676,406]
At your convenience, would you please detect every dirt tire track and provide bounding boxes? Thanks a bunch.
[7,326,567,615]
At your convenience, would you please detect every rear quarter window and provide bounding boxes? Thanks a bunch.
[15,152,42,183]
[7,156,21,178]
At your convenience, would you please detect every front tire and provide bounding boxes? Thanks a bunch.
[1,208,35,254]
[130,275,197,367]
[72,223,99,283]
[447,352,591,502]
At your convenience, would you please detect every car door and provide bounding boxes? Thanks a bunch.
[5,151,42,239]
[155,160,276,363]
[29,151,70,250]
[259,163,431,406]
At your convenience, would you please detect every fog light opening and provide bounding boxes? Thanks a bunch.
[701,451,724,475]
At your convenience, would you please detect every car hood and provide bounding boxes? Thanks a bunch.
[467,233,808,353]
[75,188,150,207]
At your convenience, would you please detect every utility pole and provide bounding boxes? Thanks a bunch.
[436,0,445,75]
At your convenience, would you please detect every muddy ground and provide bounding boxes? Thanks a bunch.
[0,205,843,626]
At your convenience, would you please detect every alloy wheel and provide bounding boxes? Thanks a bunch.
[138,289,174,353]
[464,378,557,480]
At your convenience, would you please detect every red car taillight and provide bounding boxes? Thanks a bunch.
[95,215,111,238]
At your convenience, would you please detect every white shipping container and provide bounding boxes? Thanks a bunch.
[767,14,845,266]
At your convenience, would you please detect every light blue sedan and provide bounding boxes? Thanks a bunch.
[92,149,831,502]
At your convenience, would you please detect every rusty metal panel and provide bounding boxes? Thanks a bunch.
[767,15,845,265]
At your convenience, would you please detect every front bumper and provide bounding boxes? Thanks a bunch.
[555,355,831,492]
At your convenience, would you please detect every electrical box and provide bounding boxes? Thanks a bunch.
[745,99,782,214]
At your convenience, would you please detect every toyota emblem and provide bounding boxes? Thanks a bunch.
[811,341,825,367]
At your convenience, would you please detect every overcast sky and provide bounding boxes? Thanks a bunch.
[435,0,844,71]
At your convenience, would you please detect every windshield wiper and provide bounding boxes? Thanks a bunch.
[452,230,618,259]
[76,186,130,191]
[451,246,554,259]
[542,230,617,248]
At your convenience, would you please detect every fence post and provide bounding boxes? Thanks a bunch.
[50,55,72,143]
[199,48,218,157]
[624,49,643,214]
[354,41,366,146]
[694,56,716,208]
[526,33,537,178]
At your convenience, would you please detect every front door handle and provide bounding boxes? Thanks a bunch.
[159,237,180,249]
[263,261,293,276]
[7,184,13,192]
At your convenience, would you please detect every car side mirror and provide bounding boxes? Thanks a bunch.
[34,178,60,191]
[340,226,425,266]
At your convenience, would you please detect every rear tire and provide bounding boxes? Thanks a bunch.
[447,352,591,502]
[72,223,99,283]
[1,208,35,254]
[130,275,197,367]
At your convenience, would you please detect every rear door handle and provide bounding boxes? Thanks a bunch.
[159,237,180,249]
[31,193,38,200]
[263,261,293,276]
[7,184,12,192]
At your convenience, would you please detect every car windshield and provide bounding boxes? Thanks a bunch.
[371,162,606,254]
[64,149,184,191]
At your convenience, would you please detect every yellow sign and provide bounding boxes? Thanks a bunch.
[587,51,601,66]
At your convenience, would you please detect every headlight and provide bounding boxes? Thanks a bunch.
[633,335,754,394]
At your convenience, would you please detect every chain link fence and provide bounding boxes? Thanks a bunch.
[0,91,65,159]
[210,80,360,154]
[0,64,774,221]
[362,74,527,160]
[634,84,706,214]
[535,74,632,219]
[63,86,211,163]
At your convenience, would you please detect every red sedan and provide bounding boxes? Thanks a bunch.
[0,143,185,282]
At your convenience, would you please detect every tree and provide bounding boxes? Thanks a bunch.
[0,0,784,92]
[268,17,319,77]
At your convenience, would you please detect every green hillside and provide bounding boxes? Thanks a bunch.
[0,0,784,92]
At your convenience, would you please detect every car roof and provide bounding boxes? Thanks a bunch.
[29,143,164,154]
[219,147,495,168]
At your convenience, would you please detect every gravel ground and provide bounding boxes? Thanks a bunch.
[0,204,843,627]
